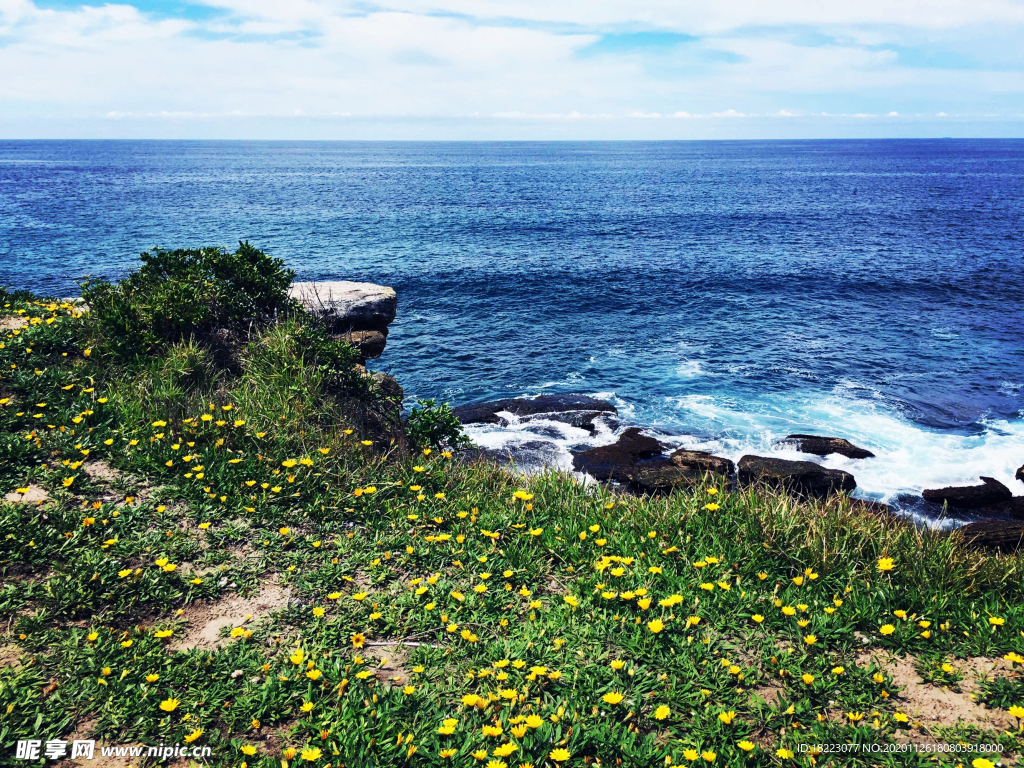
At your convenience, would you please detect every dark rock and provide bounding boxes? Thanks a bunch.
[1017,464,1024,485]
[453,395,617,426]
[973,497,1024,521]
[922,477,1012,510]
[571,427,666,483]
[519,410,611,434]
[670,449,736,477]
[625,450,736,493]
[781,434,875,459]
[737,455,856,498]
[958,520,1024,553]
[336,330,387,362]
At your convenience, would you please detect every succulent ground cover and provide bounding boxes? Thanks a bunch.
[1,286,1024,768]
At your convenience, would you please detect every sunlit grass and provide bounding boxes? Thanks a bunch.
[1,291,1023,767]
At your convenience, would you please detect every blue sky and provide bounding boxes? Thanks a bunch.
[1,0,1022,138]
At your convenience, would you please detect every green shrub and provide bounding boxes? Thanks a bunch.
[406,398,473,451]
[81,241,294,361]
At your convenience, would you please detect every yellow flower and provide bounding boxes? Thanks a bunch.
[776,748,794,759]
[654,705,670,720]
[683,750,700,761]
[300,747,322,761]
[312,607,325,618]
[290,649,305,665]
[159,698,179,712]
[240,745,258,756]
[877,557,895,571]
[647,619,665,634]
[154,629,173,638]
[989,617,1005,626]
[832,666,845,675]
[145,673,159,682]
[717,710,736,724]
[549,749,571,763]
[602,692,624,705]
[1007,705,1024,719]
[737,741,755,752]
[183,729,202,743]
[880,624,895,636]
[751,614,764,624]
[563,595,579,607]
[701,751,716,763]
[802,674,814,685]
[804,634,817,645]
[972,760,996,768]
[403,685,415,695]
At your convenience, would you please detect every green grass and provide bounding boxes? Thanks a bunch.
[1,292,1023,768]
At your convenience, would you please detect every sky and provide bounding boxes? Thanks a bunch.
[1,0,1023,139]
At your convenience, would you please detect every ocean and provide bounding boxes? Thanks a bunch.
[2,139,1022,522]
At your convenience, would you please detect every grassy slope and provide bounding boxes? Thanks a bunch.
[1,294,1023,768]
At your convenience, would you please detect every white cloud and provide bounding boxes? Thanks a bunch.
[0,0,1022,137]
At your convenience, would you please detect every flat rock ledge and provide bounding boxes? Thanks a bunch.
[625,450,737,493]
[289,281,396,362]
[922,476,1012,510]
[780,434,875,459]
[737,455,856,498]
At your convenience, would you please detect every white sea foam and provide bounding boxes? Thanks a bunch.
[461,388,1024,527]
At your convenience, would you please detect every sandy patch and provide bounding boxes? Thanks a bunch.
[171,579,290,652]
[857,650,1017,730]
[0,643,22,671]
[84,461,123,484]
[3,485,49,504]
[367,644,412,688]
[0,316,27,330]
[750,681,784,708]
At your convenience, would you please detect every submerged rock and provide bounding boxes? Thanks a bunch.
[958,520,1024,553]
[737,455,856,498]
[922,477,1012,510]
[571,427,666,483]
[453,395,617,427]
[781,434,875,459]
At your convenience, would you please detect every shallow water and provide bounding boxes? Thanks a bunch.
[2,139,1022,516]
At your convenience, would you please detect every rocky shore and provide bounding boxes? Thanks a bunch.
[288,281,1024,554]
[450,393,1024,552]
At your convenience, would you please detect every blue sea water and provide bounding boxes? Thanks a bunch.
[2,139,1022,520]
